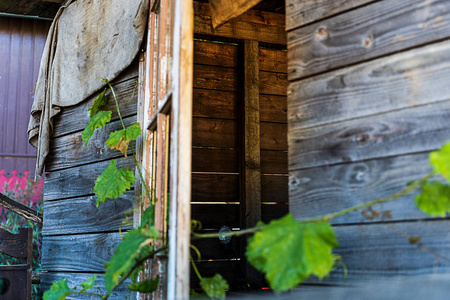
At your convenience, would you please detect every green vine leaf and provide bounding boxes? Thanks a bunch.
[79,274,97,293]
[128,276,160,293]
[105,227,158,293]
[82,110,112,148]
[43,278,72,300]
[246,214,338,293]
[200,274,229,300]
[106,123,142,156]
[140,205,155,228]
[416,181,450,217]
[88,88,108,118]
[430,142,450,182]
[94,160,135,207]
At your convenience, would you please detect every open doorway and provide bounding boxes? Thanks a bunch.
[190,0,288,291]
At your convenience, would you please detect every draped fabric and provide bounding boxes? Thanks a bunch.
[209,0,262,28]
[28,0,149,175]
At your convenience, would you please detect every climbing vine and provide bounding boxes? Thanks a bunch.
[44,80,450,300]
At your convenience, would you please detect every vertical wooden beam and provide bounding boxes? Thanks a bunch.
[157,0,170,104]
[155,113,168,243]
[140,11,159,299]
[167,0,193,298]
[153,113,168,300]
[144,12,159,126]
[134,52,146,228]
[241,39,262,288]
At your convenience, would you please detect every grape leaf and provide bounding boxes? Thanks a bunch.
[94,160,135,207]
[416,181,450,217]
[128,276,160,293]
[88,88,108,118]
[430,142,450,182]
[43,278,72,300]
[200,274,229,300]
[82,110,112,148]
[105,228,153,293]
[106,123,142,156]
[80,274,97,293]
[246,214,338,293]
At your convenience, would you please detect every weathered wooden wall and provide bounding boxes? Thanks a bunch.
[287,0,450,283]
[0,16,50,176]
[191,1,288,289]
[39,61,139,299]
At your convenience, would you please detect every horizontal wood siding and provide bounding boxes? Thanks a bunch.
[41,63,138,296]
[40,272,133,299]
[288,0,450,283]
[287,0,450,80]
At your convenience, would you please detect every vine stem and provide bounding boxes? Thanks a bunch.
[102,245,168,300]
[190,255,203,281]
[107,81,153,202]
[305,171,436,223]
[192,171,436,240]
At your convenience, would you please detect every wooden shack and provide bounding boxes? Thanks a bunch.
[2,0,450,299]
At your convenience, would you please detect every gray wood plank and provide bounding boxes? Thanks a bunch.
[286,0,376,31]
[44,155,135,201]
[289,100,450,170]
[47,116,137,171]
[288,0,450,80]
[42,191,134,236]
[40,272,134,299]
[323,220,450,282]
[42,232,124,272]
[290,152,440,224]
[227,275,450,299]
[289,39,450,129]
[52,77,138,138]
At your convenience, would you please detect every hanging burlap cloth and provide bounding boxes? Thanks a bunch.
[28,0,149,175]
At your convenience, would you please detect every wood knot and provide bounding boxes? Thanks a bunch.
[364,36,373,48]
[357,134,370,143]
[315,26,328,40]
